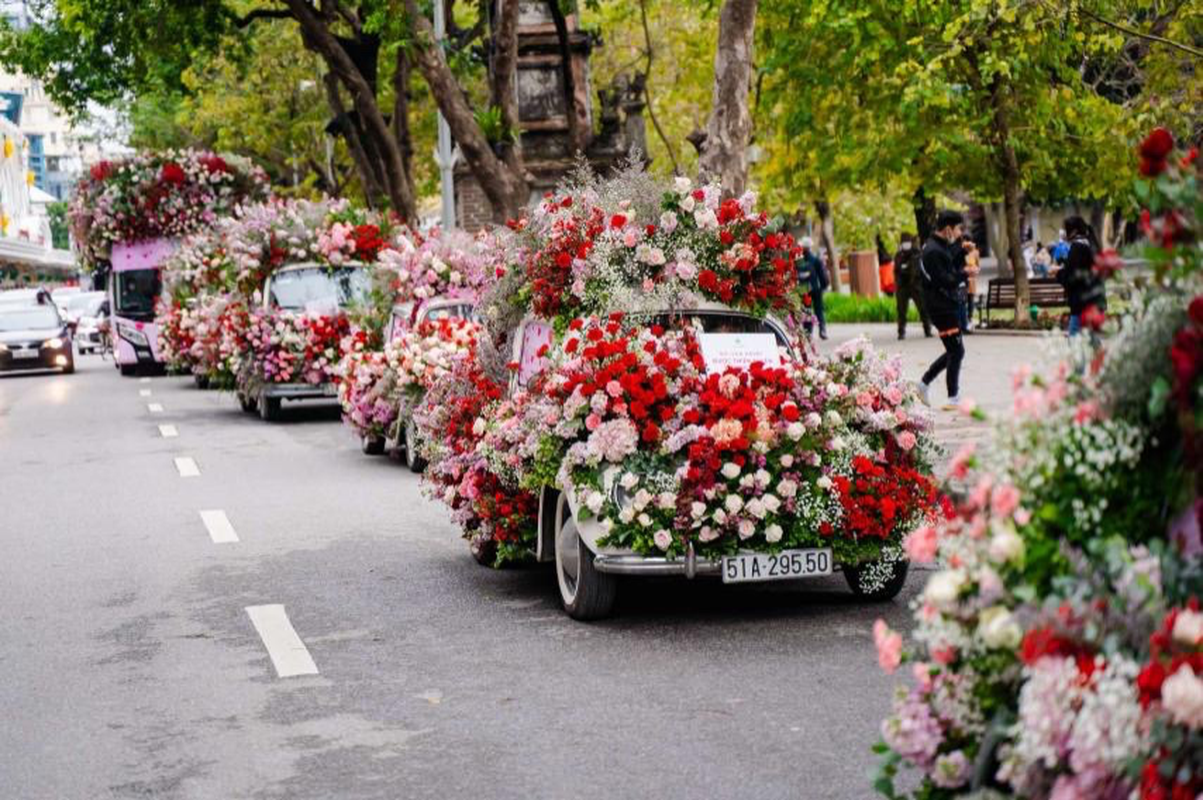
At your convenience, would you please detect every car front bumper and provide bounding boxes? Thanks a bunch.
[0,348,71,371]
[261,382,338,400]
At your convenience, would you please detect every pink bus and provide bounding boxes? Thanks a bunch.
[107,239,174,376]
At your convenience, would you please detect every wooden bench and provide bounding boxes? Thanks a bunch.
[980,277,1067,325]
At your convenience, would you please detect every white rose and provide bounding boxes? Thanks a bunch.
[1161,665,1203,729]
[681,195,696,212]
[690,501,707,519]
[653,529,673,551]
[585,491,605,514]
[737,519,756,539]
[805,412,822,429]
[816,475,834,491]
[620,472,639,490]
[472,417,486,436]
[637,513,653,528]
[699,525,718,542]
[1172,610,1203,647]
[713,508,728,525]
[746,498,767,519]
[761,494,781,513]
[657,492,676,510]
[618,507,635,524]
[633,489,653,511]
[777,479,798,499]
[924,569,966,609]
[827,436,846,451]
[765,523,783,543]
[674,176,692,194]
[786,422,805,441]
[754,469,771,486]
[721,462,741,479]
[725,494,744,514]
[988,528,1025,565]
[694,208,718,229]
[977,606,1022,649]
[780,454,795,468]
[739,474,755,489]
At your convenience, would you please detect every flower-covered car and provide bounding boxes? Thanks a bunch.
[236,262,369,421]
[493,302,936,620]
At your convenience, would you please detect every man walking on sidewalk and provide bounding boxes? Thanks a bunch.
[894,232,932,340]
[797,237,829,340]
[918,210,975,409]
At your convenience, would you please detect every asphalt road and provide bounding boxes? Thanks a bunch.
[0,345,951,800]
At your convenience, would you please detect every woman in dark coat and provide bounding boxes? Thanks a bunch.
[1055,216,1106,336]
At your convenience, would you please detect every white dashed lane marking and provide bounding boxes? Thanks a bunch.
[147,403,164,413]
[245,605,319,678]
[158,424,178,438]
[199,510,239,544]
[139,389,152,397]
[174,457,200,477]
[139,377,151,383]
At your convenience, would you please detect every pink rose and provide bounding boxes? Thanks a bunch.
[606,380,623,398]
[856,391,874,407]
[872,619,902,674]
[897,430,917,451]
[585,413,602,432]
[623,228,639,248]
[990,483,1021,519]
[904,525,938,563]
[949,442,977,480]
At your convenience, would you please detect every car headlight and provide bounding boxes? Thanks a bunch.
[44,337,64,349]
[116,323,148,347]
[0,343,8,352]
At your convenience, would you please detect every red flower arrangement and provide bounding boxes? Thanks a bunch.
[1139,127,1176,177]
[832,454,939,542]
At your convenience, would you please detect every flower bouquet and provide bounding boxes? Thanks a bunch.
[870,129,1203,800]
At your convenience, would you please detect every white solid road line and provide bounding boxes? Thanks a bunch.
[199,510,239,544]
[158,424,178,438]
[147,403,164,413]
[245,605,319,678]
[139,389,152,397]
[174,456,200,478]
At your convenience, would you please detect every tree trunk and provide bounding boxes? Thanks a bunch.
[393,46,417,221]
[989,84,1029,320]
[983,201,1009,273]
[546,0,588,156]
[815,198,841,292]
[489,0,524,177]
[697,0,757,197]
[287,0,415,220]
[407,0,527,222]
[912,186,936,244]
[322,72,386,209]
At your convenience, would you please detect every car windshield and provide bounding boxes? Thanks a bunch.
[422,303,476,323]
[648,312,791,348]
[269,267,369,313]
[0,306,61,332]
[114,269,162,320]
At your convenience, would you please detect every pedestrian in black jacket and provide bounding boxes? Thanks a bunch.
[918,210,975,408]
[797,236,829,340]
[894,232,932,339]
[1055,215,1106,336]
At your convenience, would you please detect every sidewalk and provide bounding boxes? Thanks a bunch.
[816,322,1063,452]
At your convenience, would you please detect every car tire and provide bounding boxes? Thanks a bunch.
[259,393,281,422]
[404,419,426,473]
[194,374,210,390]
[554,493,617,621]
[470,535,498,567]
[843,557,909,602]
[119,363,135,377]
[361,434,385,456]
[238,392,258,414]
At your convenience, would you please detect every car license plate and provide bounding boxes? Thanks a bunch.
[13,348,38,360]
[322,383,337,397]
[721,548,833,584]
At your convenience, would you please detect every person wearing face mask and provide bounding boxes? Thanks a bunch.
[918,210,974,409]
[893,232,932,340]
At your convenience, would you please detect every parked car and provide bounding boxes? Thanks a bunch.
[237,263,369,422]
[375,297,478,469]
[0,301,75,374]
[508,304,909,620]
[0,287,51,310]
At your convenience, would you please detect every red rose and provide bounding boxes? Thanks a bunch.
[90,161,112,181]
[1140,127,1175,160]
[641,422,660,443]
[1137,661,1167,707]
[160,162,187,185]
[781,403,800,422]
[610,214,627,229]
[555,252,573,268]
[1081,305,1106,331]
[1093,249,1123,279]
[1188,295,1203,327]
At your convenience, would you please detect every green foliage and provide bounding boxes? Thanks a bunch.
[46,201,69,250]
[823,293,919,324]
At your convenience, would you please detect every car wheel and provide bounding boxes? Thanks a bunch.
[259,392,281,422]
[361,434,385,456]
[238,391,258,414]
[194,374,210,390]
[119,363,135,377]
[554,493,617,621]
[470,535,498,567]
[404,419,426,473]
[843,556,909,601]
